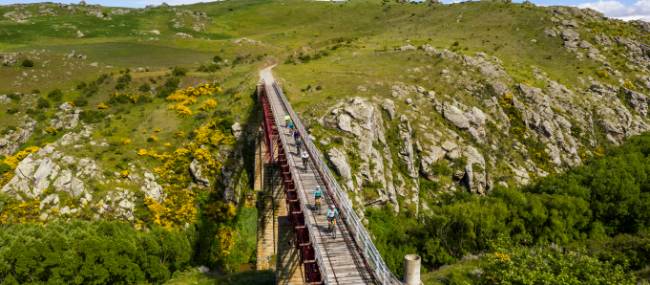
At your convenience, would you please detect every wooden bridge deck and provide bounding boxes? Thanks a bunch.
[262,72,375,284]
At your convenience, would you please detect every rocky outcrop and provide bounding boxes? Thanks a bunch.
[0,125,162,222]
[462,52,508,79]
[0,117,36,156]
[142,172,164,202]
[588,84,649,143]
[1,53,18,66]
[50,102,80,130]
[463,146,488,194]
[324,97,400,211]
[2,144,98,200]
[440,103,487,143]
[97,188,136,221]
[624,89,649,117]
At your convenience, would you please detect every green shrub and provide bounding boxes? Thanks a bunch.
[479,246,635,284]
[80,110,106,124]
[37,97,50,109]
[0,162,11,174]
[83,82,99,97]
[138,83,151,92]
[47,89,63,101]
[7,93,20,101]
[0,221,194,284]
[172,66,187,77]
[96,74,110,85]
[115,73,132,90]
[157,77,180,98]
[73,97,88,107]
[21,59,34,68]
[76,82,87,90]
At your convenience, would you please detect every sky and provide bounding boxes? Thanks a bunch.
[0,0,648,21]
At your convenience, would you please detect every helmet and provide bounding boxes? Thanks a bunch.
[330,205,335,209]
[316,186,321,190]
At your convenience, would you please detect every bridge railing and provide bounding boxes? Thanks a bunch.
[271,82,403,285]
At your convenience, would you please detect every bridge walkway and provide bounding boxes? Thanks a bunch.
[263,76,375,284]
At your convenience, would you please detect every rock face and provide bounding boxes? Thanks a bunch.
[624,89,649,117]
[0,117,36,156]
[324,97,401,212]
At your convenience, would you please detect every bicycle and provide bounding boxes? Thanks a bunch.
[328,217,337,239]
[314,197,321,214]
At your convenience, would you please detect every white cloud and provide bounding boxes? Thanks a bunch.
[578,0,650,21]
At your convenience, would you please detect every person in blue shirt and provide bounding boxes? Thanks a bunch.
[326,205,339,238]
[313,186,323,213]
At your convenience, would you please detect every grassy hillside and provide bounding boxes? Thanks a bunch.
[1,0,649,284]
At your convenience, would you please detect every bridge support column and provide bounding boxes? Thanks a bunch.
[404,254,421,285]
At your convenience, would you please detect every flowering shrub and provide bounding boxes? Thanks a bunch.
[165,83,221,116]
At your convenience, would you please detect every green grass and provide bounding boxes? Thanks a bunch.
[1,0,650,283]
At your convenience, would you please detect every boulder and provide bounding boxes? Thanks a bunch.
[336,113,354,134]
[399,44,417,51]
[142,172,164,202]
[189,159,210,187]
[442,104,470,129]
[231,122,243,139]
[327,147,354,191]
[381,99,396,120]
[175,32,193,39]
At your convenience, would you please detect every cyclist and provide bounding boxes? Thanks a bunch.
[294,130,303,153]
[284,115,291,127]
[301,150,309,172]
[296,138,303,153]
[313,186,323,213]
[287,120,295,133]
[326,205,339,239]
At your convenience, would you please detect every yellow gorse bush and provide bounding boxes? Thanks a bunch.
[3,146,40,169]
[166,83,220,116]
[494,252,511,263]
[199,99,217,111]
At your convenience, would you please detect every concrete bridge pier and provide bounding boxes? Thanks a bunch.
[404,254,421,285]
